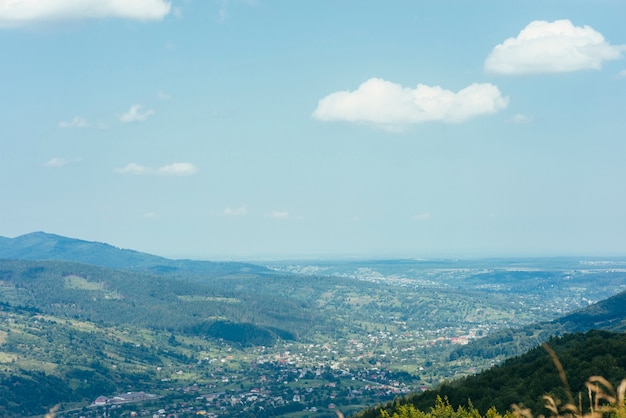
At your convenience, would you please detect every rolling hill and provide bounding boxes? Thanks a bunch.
[0,258,313,340]
[0,258,316,416]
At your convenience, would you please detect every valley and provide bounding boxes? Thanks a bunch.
[1,234,626,417]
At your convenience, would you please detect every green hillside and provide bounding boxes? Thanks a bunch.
[449,290,626,361]
[355,330,626,418]
[0,259,313,341]
[0,259,314,416]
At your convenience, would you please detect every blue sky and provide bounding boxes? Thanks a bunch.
[1,0,625,260]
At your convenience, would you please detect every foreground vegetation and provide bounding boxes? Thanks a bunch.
[356,331,626,418]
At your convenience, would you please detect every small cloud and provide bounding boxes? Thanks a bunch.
[217,5,228,23]
[0,0,171,28]
[617,70,626,78]
[224,205,247,216]
[313,78,508,131]
[143,211,160,220]
[265,210,289,220]
[43,157,82,168]
[120,105,155,123]
[164,40,175,50]
[412,213,431,221]
[115,162,149,175]
[58,116,88,128]
[485,19,626,75]
[215,0,257,23]
[511,113,531,124]
[115,162,197,176]
[157,90,171,100]
[158,162,197,176]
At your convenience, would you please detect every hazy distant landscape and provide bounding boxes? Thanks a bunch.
[2,233,626,417]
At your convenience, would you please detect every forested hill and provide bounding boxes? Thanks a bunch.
[449,289,626,361]
[356,330,626,418]
[0,259,313,342]
[0,231,268,276]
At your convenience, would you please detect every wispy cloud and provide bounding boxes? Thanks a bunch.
[157,90,171,100]
[265,210,290,220]
[485,19,626,75]
[58,116,88,129]
[143,211,160,220]
[43,157,82,168]
[120,105,155,123]
[313,78,508,131]
[412,213,431,221]
[0,0,171,28]
[115,163,149,175]
[158,162,197,176]
[215,0,257,23]
[224,205,248,216]
[115,162,197,176]
[617,70,626,79]
[511,113,531,124]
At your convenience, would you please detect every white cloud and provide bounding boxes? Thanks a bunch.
[313,78,508,130]
[120,105,155,123]
[0,0,171,28]
[115,162,197,176]
[43,157,82,167]
[158,162,197,176]
[617,70,626,78]
[58,116,88,128]
[265,210,289,220]
[224,205,247,216]
[412,213,431,221]
[115,162,149,175]
[485,19,626,75]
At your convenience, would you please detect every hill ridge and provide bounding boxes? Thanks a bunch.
[0,231,269,276]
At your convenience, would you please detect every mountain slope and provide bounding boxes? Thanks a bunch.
[356,330,626,417]
[0,231,268,276]
[449,289,626,361]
